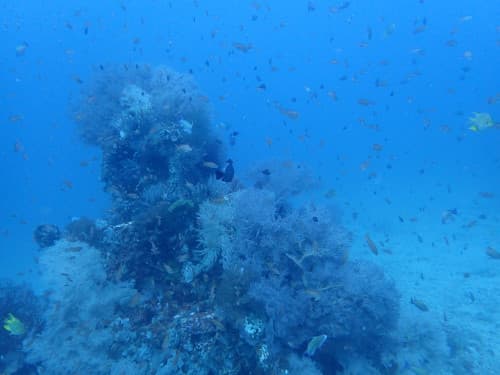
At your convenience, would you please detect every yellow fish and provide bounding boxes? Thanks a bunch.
[468,112,494,132]
[3,313,26,335]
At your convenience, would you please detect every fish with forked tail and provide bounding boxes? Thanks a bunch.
[441,208,457,224]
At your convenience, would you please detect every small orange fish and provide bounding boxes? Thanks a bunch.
[129,292,143,307]
[463,220,477,229]
[440,125,451,133]
[176,144,193,153]
[478,192,494,199]
[324,189,336,198]
[202,161,218,169]
[463,50,473,60]
[357,98,375,106]
[486,247,500,259]
[410,297,429,311]
[410,48,425,55]
[304,289,322,301]
[413,25,427,34]
[210,318,226,331]
[341,248,349,264]
[15,43,28,56]
[163,263,175,274]
[161,333,170,350]
[232,42,253,52]
[327,91,338,101]
[210,196,229,205]
[9,115,24,123]
[14,141,24,152]
[279,107,300,120]
[360,160,370,171]
[487,97,497,104]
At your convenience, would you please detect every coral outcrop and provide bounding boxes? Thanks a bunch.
[23,65,401,374]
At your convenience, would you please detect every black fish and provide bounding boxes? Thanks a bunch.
[216,159,234,182]
[229,131,239,146]
[261,169,271,176]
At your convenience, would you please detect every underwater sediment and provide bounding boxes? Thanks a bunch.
[4,65,402,374]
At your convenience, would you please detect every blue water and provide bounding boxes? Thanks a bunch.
[1,1,499,374]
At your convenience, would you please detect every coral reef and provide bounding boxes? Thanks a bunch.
[23,65,401,374]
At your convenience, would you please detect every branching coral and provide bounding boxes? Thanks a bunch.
[196,185,399,370]
[73,65,223,287]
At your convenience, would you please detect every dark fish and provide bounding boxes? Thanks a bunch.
[463,220,477,228]
[215,159,234,182]
[365,234,378,255]
[339,2,350,9]
[486,247,500,259]
[261,169,271,176]
[441,208,457,224]
[229,131,239,146]
[232,42,253,52]
[479,192,494,199]
[411,297,429,311]
[367,26,373,40]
